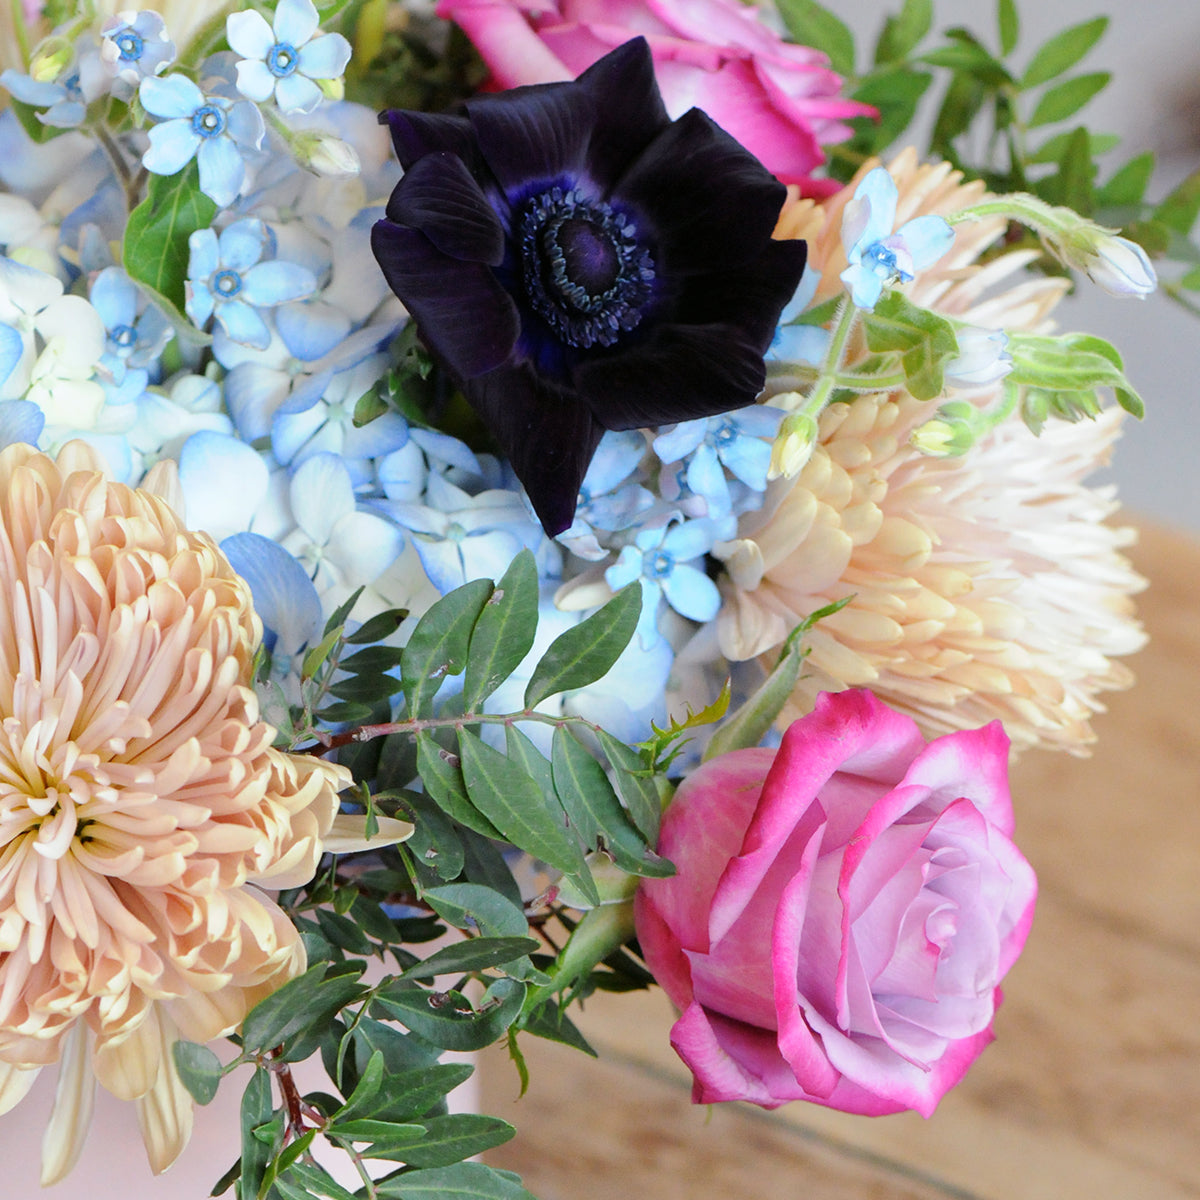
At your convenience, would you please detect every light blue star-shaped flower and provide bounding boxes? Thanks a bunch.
[100,11,175,99]
[186,218,317,350]
[839,167,954,310]
[605,518,722,633]
[228,0,351,114]
[89,267,172,383]
[139,74,265,206]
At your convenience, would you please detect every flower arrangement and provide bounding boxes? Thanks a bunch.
[0,0,1191,1195]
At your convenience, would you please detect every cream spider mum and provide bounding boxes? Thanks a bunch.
[0,443,354,1183]
[718,149,1146,753]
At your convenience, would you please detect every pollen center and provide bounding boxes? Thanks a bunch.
[520,187,655,349]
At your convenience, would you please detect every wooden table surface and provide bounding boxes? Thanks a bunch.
[479,520,1200,1200]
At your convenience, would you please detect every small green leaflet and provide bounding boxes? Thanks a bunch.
[462,550,539,710]
[123,161,217,334]
[863,291,959,401]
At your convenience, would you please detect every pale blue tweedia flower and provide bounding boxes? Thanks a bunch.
[605,518,722,635]
[100,11,176,98]
[228,0,352,114]
[186,218,317,350]
[139,74,265,206]
[840,167,954,310]
[653,406,786,520]
[0,42,107,128]
[89,267,172,383]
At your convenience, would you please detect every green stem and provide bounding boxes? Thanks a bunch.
[831,368,906,391]
[9,0,30,66]
[306,707,605,752]
[803,295,859,419]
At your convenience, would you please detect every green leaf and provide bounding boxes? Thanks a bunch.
[173,1041,223,1106]
[503,724,555,799]
[301,627,342,681]
[324,588,365,637]
[595,730,660,843]
[522,999,597,1057]
[424,883,530,938]
[240,965,368,1057]
[345,607,408,644]
[1095,151,1155,209]
[123,161,218,331]
[401,578,493,716]
[775,0,855,76]
[997,0,1019,55]
[457,729,597,901]
[375,977,526,1052]
[348,1036,473,1116]
[463,549,539,710]
[1179,265,1200,291]
[551,727,668,877]
[400,789,466,881]
[396,936,541,981]
[1028,130,1119,166]
[365,1114,516,1166]
[704,597,851,761]
[862,291,959,401]
[1028,72,1110,128]
[1048,125,1095,214]
[340,645,406,673]
[416,733,503,840]
[523,583,641,708]
[315,908,375,956]
[847,67,932,157]
[324,1118,427,1151]
[279,1162,359,1200]
[930,71,986,156]
[1154,167,1200,236]
[374,1162,536,1200]
[920,31,1011,85]
[874,0,932,64]
[237,1069,275,1200]
[1022,17,1107,88]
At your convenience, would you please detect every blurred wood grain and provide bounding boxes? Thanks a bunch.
[480,519,1200,1200]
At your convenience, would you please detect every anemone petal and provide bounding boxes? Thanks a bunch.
[370,219,519,378]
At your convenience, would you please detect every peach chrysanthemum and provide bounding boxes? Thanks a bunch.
[0,443,351,1184]
[718,149,1146,753]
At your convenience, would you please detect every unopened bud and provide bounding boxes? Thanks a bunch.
[1079,233,1156,298]
[30,37,73,83]
[945,328,1012,389]
[294,130,360,178]
[768,411,819,479]
[316,76,345,102]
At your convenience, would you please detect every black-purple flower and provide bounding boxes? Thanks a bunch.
[370,38,807,536]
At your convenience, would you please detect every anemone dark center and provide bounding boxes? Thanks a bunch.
[519,187,654,350]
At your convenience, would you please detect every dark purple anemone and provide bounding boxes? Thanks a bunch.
[371,38,807,536]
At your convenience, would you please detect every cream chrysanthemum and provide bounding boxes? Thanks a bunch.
[0,443,350,1183]
[718,149,1146,753]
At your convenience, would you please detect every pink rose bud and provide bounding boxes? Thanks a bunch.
[635,688,1037,1116]
[436,0,875,195]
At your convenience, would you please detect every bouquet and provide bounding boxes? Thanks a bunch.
[0,0,1190,1195]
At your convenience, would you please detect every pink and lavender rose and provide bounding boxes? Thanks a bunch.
[436,0,875,195]
[634,689,1037,1115]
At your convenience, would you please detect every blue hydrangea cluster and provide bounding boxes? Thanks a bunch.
[0,0,803,744]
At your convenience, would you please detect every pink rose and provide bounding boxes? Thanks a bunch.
[634,689,1037,1115]
[436,0,875,195]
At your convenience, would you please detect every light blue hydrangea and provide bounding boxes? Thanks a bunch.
[228,0,351,114]
[222,530,323,661]
[139,74,265,206]
[279,452,407,614]
[555,429,653,561]
[605,518,722,636]
[377,472,546,595]
[100,11,175,98]
[840,167,954,310]
[186,218,317,350]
